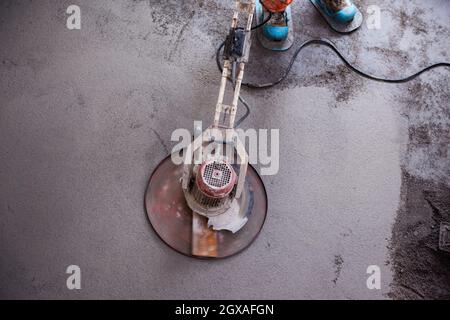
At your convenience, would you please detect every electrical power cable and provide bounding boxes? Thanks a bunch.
[250,12,272,31]
[216,37,450,126]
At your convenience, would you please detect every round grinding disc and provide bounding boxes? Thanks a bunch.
[145,155,268,259]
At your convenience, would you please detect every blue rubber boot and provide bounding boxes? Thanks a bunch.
[318,0,357,23]
[262,11,290,42]
[255,1,294,51]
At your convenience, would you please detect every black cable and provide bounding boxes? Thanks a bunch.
[236,3,272,32]
[251,12,272,31]
[235,93,251,128]
[216,37,450,125]
[217,38,450,88]
[230,62,251,128]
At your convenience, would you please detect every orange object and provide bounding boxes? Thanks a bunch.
[261,0,294,13]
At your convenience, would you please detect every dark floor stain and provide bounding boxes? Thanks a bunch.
[333,254,344,285]
[399,8,428,35]
[303,65,363,103]
[340,229,352,238]
[399,77,450,186]
[389,172,450,299]
[167,10,196,61]
[130,122,143,129]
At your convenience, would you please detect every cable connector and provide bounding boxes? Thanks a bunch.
[223,28,246,61]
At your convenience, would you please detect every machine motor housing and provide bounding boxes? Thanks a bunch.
[186,159,238,217]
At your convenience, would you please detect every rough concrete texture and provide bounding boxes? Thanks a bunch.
[0,0,449,299]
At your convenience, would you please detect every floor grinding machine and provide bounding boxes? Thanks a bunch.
[145,0,268,259]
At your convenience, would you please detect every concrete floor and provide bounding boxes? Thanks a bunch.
[0,0,448,299]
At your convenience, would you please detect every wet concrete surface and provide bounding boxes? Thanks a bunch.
[0,0,449,299]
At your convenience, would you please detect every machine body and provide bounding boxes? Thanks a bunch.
[145,0,268,259]
[181,0,255,236]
